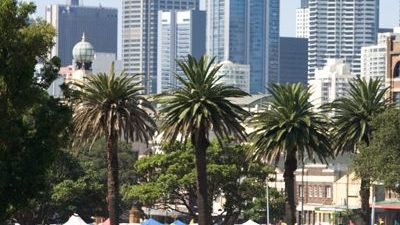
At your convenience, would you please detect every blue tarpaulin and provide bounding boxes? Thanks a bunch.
[141,218,163,225]
[171,220,187,225]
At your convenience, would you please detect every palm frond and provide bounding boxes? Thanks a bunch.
[249,82,333,164]
[157,54,250,144]
[70,66,157,147]
[331,77,388,153]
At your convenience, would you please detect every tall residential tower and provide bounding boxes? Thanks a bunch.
[206,0,280,94]
[308,0,379,79]
[122,0,199,94]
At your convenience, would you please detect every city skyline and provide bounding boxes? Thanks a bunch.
[33,0,399,38]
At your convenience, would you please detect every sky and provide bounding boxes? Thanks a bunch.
[32,0,399,54]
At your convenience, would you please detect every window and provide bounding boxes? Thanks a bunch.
[319,186,324,197]
[309,185,314,197]
[394,92,400,104]
[394,61,400,78]
[314,186,318,197]
[298,185,303,197]
[326,186,332,198]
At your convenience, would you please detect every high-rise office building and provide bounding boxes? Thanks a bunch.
[216,61,250,93]
[279,37,308,84]
[309,59,353,108]
[46,2,117,66]
[308,0,379,79]
[122,0,199,94]
[296,7,309,38]
[361,32,393,85]
[301,0,309,8]
[206,0,280,94]
[157,10,206,93]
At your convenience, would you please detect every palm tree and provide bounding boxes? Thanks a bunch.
[70,65,157,225]
[156,55,250,225]
[330,77,387,225]
[249,83,332,225]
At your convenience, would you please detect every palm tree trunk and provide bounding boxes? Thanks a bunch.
[283,151,298,225]
[107,132,119,225]
[359,176,371,225]
[192,129,211,225]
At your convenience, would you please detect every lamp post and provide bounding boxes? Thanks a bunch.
[301,153,305,225]
[266,182,270,225]
[371,184,376,225]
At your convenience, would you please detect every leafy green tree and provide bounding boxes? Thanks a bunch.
[330,77,387,225]
[0,0,71,221]
[12,140,139,225]
[249,83,332,225]
[69,68,156,225]
[352,108,400,194]
[243,188,285,224]
[156,55,250,225]
[123,142,279,225]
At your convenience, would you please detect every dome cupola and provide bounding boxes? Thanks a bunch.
[72,33,94,70]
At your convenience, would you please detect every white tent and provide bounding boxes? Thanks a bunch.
[241,220,259,225]
[63,213,89,225]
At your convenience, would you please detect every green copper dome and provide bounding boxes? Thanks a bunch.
[72,33,94,63]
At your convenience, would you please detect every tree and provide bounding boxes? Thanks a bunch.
[352,108,400,194]
[249,83,332,225]
[330,77,387,225]
[0,0,71,221]
[12,140,139,225]
[156,55,250,225]
[69,68,157,225]
[123,141,282,225]
[243,188,285,224]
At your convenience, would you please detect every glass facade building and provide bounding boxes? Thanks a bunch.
[157,10,206,93]
[279,37,308,84]
[122,0,199,94]
[206,0,280,94]
[46,3,117,66]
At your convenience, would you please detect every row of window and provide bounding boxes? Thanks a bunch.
[298,185,332,198]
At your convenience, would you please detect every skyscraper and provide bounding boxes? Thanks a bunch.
[308,0,379,79]
[157,10,206,93]
[46,2,117,66]
[206,0,280,94]
[301,0,309,8]
[361,32,394,86]
[296,6,309,38]
[309,59,353,108]
[122,0,199,94]
[279,37,308,84]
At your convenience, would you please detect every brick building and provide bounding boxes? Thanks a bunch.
[386,33,400,103]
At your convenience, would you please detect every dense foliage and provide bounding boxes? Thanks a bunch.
[12,140,139,225]
[353,108,400,194]
[123,142,284,225]
[0,0,71,221]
